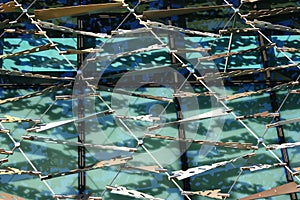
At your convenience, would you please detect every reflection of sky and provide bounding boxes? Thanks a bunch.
[272,35,300,65]
[1,22,300,200]
[187,36,262,70]
[3,38,76,72]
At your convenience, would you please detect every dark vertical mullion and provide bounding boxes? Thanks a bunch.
[165,0,191,199]
[258,33,297,200]
[0,37,2,69]
[77,0,86,195]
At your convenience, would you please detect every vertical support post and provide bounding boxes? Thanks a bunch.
[165,0,191,198]
[0,28,3,69]
[77,0,86,194]
[174,73,191,196]
[224,14,237,73]
[0,38,2,69]
[258,34,297,200]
